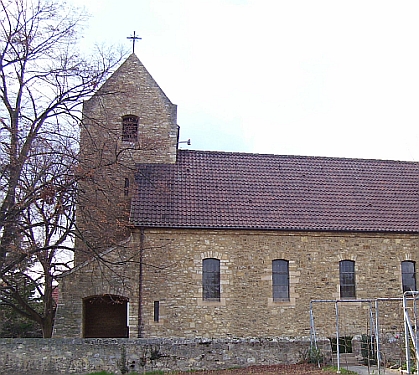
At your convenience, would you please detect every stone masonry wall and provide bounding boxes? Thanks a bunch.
[139,229,417,339]
[0,337,329,375]
[54,228,418,340]
[54,246,140,338]
[75,53,178,263]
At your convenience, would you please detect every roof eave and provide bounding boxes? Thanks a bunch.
[131,223,419,234]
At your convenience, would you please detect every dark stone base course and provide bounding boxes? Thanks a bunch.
[0,337,330,375]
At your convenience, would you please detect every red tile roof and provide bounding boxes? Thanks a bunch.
[130,150,419,232]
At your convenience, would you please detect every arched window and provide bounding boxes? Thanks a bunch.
[202,258,220,301]
[272,259,289,301]
[122,115,139,142]
[402,261,416,292]
[339,260,356,299]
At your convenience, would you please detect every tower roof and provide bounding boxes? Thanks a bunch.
[85,53,175,109]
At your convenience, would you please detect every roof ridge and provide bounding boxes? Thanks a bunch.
[177,149,419,164]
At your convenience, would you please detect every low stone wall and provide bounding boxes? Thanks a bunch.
[0,337,329,375]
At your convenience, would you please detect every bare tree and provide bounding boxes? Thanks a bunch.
[0,0,124,337]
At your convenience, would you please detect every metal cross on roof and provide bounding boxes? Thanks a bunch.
[127,31,142,53]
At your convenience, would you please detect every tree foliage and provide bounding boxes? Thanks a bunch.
[0,277,42,337]
[0,0,124,337]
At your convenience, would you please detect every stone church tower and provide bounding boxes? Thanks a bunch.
[76,53,179,262]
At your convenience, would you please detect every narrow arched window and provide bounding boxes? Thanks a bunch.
[202,258,220,301]
[122,115,138,142]
[402,261,416,292]
[339,260,356,299]
[124,177,129,196]
[272,259,289,301]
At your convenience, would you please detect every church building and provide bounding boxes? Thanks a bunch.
[53,53,418,340]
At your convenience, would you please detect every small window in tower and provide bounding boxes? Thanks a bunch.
[124,178,129,196]
[122,115,139,142]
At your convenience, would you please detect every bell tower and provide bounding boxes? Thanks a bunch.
[76,53,179,262]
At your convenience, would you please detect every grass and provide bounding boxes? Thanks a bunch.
[323,366,358,374]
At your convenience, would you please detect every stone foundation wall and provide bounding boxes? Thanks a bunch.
[0,337,328,375]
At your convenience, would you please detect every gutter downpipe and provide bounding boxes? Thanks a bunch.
[138,227,145,338]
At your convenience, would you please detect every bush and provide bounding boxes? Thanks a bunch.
[304,346,324,365]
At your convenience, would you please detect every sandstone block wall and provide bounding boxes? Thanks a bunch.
[54,228,418,340]
[140,229,416,338]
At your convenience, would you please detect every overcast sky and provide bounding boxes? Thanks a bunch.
[72,0,419,162]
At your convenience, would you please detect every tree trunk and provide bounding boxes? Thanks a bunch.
[41,315,54,338]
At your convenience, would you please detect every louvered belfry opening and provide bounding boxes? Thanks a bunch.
[121,115,139,142]
[83,295,129,338]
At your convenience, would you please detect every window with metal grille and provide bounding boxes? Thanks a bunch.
[122,115,138,142]
[202,258,220,301]
[272,259,290,301]
[402,261,416,292]
[339,260,356,299]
